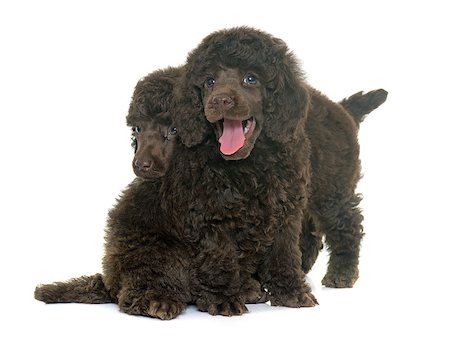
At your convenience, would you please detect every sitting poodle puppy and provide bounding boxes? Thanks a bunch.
[171,27,368,303]
[161,27,318,316]
[34,67,183,306]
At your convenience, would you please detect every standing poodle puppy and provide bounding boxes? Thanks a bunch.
[173,26,366,299]
[169,27,317,315]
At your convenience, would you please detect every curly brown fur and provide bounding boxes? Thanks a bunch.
[168,27,318,315]
[173,27,366,293]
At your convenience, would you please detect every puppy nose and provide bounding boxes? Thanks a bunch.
[135,160,152,172]
[212,95,234,110]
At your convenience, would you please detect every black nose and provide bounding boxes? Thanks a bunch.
[135,159,152,172]
[212,95,234,111]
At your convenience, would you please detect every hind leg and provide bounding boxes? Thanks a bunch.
[315,194,364,288]
[300,215,323,274]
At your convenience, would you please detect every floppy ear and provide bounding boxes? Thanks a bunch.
[171,82,210,147]
[264,53,310,143]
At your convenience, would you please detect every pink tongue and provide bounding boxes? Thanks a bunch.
[219,119,245,155]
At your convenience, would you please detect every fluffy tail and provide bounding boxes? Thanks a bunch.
[340,89,388,125]
[34,273,113,304]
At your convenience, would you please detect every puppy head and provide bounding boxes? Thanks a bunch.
[129,119,177,178]
[181,26,310,160]
[126,67,181,178]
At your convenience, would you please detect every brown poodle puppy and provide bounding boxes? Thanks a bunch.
[173,27,366,296]
[156,28,317,317]
[34,66,183,306]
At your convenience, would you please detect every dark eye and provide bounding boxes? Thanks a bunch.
[132,126,141,135]
[243,74,257,85]
[169,126,177,135]
[205,77,215,88]
[165,126,177,140]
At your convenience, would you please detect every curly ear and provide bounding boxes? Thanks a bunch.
[171,81,211,147]
[264,53,310,143]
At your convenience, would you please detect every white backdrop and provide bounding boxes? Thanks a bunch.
[1,0,449,337]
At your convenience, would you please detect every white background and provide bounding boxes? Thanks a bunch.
[1,0,449,337]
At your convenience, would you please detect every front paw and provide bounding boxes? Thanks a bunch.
[243,288,269,304]
[197,297,248,316]
[270,292,318,308]
[118,290,185,320]
[147,300,185,320]
[241,278,269,304]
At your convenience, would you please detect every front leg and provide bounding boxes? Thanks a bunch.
[192,231,248,316]
[104,233,190,320]
[118,283,186,320]
[259,224,318,308]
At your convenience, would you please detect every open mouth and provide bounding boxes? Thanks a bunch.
[216,117,256,155]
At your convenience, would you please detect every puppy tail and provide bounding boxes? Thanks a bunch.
[340,89,388,125]
[34,273,113,304]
